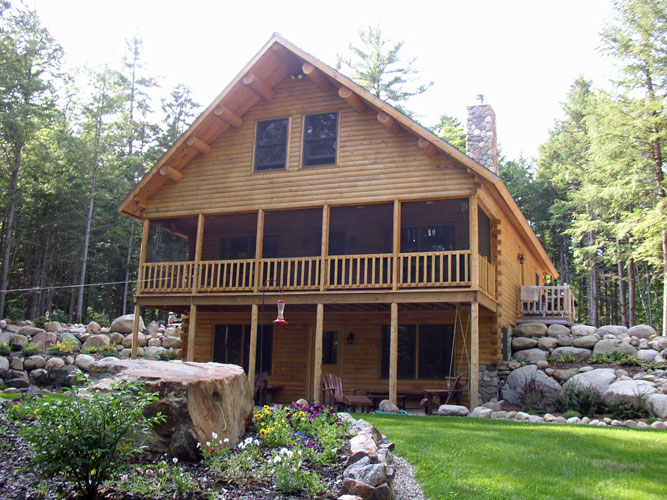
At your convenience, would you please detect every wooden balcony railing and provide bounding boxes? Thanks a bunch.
[518,285,575,324]
[479,256,496,296]
[139,262,195,293]
[398,251,470,287]
[198,260,255,292]
[260,257,321,290]
[327,254,393,289]
[138,250,491,295]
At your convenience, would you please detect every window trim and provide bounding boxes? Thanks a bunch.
[301,111,339,168]
[253,117,290,172]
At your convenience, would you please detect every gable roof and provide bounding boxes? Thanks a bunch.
[118,34,557,278]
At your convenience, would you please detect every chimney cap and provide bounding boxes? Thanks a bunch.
[476,94,484,104]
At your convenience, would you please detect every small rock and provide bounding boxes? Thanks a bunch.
[45,357,65,371]
[566,416,581,424]
[438,405,470,417]
[0,356,9,371]
[636,421,650,429]
[623,420,638,428]
[514,411,530,420]
[637,349,659,362]
[378,400,400,413]
[44,321,64,333]
[650,421,666,430]
[10,357,23,371]
[537,360,549,369]
[24,355,46,371]
[74,353,96,371]
[82,334,110,349]
[469,407,492,418]
[339,478,376,500]
[6,377,29,389]
[162,336,182,349]
[556,335,574,346]
[538,337,558,350]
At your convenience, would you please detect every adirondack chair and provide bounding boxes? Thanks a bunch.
[421,373,464,415]
[321,374,373,412]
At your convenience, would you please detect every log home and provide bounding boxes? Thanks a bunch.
[119,35,569,409]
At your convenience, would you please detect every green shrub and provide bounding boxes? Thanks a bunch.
[562,410,581,419]
[99,344,119,357]
[518,377,546,414]
[0,343,10,356]
[605,394,651,420]
[22,342,40,356]
[555,385,606,417]
[588,352,642,366]
[550,353,580,363]
[33,316,46,329]
[48,339,77,355]
[8,380,164,500]
[110,456,198,499]
[203,436,268,485]
[80,345,100,354]
[85,307,109,328]
[271,447,325,496]
[158,349,180,361]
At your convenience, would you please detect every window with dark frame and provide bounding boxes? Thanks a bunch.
[381,324,454,379]
[322,331,338,365]
[213,324,273,374]
[303,112,338,167]
[254,118,289,171]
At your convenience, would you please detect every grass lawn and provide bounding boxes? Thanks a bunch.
[359,414,667,500]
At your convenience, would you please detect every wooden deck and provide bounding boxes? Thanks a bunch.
[137,250,496,297]
[516,285,575,325]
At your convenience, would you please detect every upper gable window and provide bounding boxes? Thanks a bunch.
[303,112,338,167]
[254,118,289,171]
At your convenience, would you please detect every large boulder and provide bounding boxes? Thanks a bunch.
[86,321,102,334]
[647,394,667,419]
[565,368,617,394]
[501,364,562,406]
[572,335,599,349]
[110,314,145,334]
[17,325,44,337]
[511,337,537,351]
[122,332,147,348]
[44,321,64,333]
[547,324,570,338]
[537,337,558,351]
[23,355,46,371]
[592,339,637,356]
[438,404,470,417]
[550,347,592,362]
[74,353,96,371]
[0,330,11,345]
[603,380,658,398]
[88,358,253,460]
[162,336,182,349]
[597,325,629,337]
[82,334,110,349]
[513,323,547,338]
[570,324,596,337]
[513,348,548,364]
[636,349,659,362]
[31,331,57,349]
[628,325,657,340]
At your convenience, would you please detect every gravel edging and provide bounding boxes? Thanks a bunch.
[393,455,428,500]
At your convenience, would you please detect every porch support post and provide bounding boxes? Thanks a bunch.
[320,204,329,291]
[187,303,197,362]
[130,304,141,359]
[254,209,264,292]
[248,304,259,389]
[314,303,324,402]
[192,214,205,293]
[470,301,480,409]
[469,194,479,290]
[389,302,398,405]
[392,200,400,291]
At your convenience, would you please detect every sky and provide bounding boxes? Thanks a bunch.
[30,0,619,160]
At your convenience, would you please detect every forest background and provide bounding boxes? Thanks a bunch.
[0,0,665,333]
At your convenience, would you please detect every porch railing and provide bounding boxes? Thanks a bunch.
[479,256,496,296]
[138,249,490,294]
[139,262,195,293]
[398,251,470,287]
[518,285,575,324]
[327,254,393,289]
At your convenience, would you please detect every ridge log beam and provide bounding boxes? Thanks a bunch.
[418,138,438,158]
[302,62,333,91]
[159,165,182,182]
[242,73,275,100]
[338,87,366,113]
[213,106,243,128]
[186,136,212,155]
[377,112,401,134]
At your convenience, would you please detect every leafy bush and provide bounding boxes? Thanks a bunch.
[158,349,180,361]
[100,344,119,357]
[519,377,546,414]
[555,385,606,417]
[48,338,77,355]
[85,307,109,327]
[33,316,46,329]
[605,394,651,420]
[80,345,100,354]
[589,352,642,366]
[0,343,10,356]
[562,410,581,419]
[8,380,164,500]
[22,342,40,356]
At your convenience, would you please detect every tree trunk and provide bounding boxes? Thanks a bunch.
[122,220,135,315]
[617,239,628,327]
[588,231,599,327]
[628,257,636,326]
[0,145,23,318]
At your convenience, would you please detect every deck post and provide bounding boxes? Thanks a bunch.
[469,194,479,290]
[186,303,197,362]
[470,301,479,409]
[389,302,398,405]
[254,209,264,293]
[320,204,329,291]
[314,303,324,402]
[193,214,205,293]
[130,304,141,359]
[392,200,400,290]
[137,219,150,293]
[248,304,258,389]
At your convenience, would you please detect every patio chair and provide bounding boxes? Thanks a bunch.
[321,374,373,412]
[421,373,464,415]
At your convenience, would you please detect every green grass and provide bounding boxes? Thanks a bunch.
[358,414,667,500]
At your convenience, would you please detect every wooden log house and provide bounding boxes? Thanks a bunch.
[119,35,561,409]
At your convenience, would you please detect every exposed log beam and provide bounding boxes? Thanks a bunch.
[338,87,366,112]
[159,165,182,182]
[470,172,482,188]
[213,106,243,128]
[185,135,212,155]
[418,138,438,158]
[242,72,274,100]
[377,112,401,134]
[302,62,332,91]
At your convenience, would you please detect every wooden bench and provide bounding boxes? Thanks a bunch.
[422,374,464,415]
[366,391,423,411]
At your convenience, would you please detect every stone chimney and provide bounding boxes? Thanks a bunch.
[466,102,499,174]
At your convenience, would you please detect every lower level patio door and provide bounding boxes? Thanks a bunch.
[306,327,341,402]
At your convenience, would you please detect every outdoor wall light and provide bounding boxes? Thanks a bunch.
[518,254,525,265]
[346,332,354,345]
